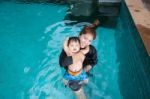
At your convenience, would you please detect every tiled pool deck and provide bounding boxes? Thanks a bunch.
[125,0,150,56]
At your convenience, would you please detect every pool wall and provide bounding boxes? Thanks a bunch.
[125,0,150,56]
[116,1,150,99]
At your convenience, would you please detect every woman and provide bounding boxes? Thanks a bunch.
[59,20,99,73]
[59,20,100,98]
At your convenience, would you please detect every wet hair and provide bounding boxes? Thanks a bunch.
[67,37,80,46]
[79,20,99,40]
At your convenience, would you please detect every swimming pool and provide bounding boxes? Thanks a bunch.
[0,1,150,99]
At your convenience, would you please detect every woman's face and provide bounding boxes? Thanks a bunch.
[79,33,94,48]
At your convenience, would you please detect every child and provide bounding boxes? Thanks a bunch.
[63,37,88,91]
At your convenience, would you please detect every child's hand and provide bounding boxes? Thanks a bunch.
[84,65,92,72]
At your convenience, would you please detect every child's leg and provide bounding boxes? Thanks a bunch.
[63,78,69,86]
[64,78,86,99]
[79,70,89,84]
[82,78,89,84]
[74,87,86,99]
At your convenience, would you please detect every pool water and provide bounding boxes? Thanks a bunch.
[0,1,150,99]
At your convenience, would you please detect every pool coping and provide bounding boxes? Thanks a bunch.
[125,0,150,56]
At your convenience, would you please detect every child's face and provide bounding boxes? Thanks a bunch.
[68,41,80,53]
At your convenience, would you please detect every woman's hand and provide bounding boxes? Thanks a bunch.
[84,65,92,72]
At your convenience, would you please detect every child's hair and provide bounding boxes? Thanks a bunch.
[79,19,100,40]
[67,37,80,46]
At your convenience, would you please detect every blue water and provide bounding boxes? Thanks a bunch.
[0,1,150,99]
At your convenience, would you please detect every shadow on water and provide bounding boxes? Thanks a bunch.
[115,1,150,99]
[64,13,118,30]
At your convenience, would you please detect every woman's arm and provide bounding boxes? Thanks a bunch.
[59,50,83,67]
[59,49,73,67]
[83,45,98,72]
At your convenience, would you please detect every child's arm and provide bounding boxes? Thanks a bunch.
[63,38,72,56]
[63,38,69,52]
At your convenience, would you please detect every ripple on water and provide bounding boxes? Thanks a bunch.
[101,81,108,90]
[28,20,105,99]
[24,67,30,73]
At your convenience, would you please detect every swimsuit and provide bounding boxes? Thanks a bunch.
[63,69,88,91]
[63,69,87,81]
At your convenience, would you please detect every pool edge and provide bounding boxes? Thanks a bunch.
[125,0,150,56]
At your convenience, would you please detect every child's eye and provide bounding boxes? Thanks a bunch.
[70,45,73,47]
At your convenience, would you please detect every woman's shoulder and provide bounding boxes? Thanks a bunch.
[89,45,96,50]
[89,45,97,54]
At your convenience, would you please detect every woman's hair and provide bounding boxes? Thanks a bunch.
[79,20,100,40]
[67,37,80,46]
